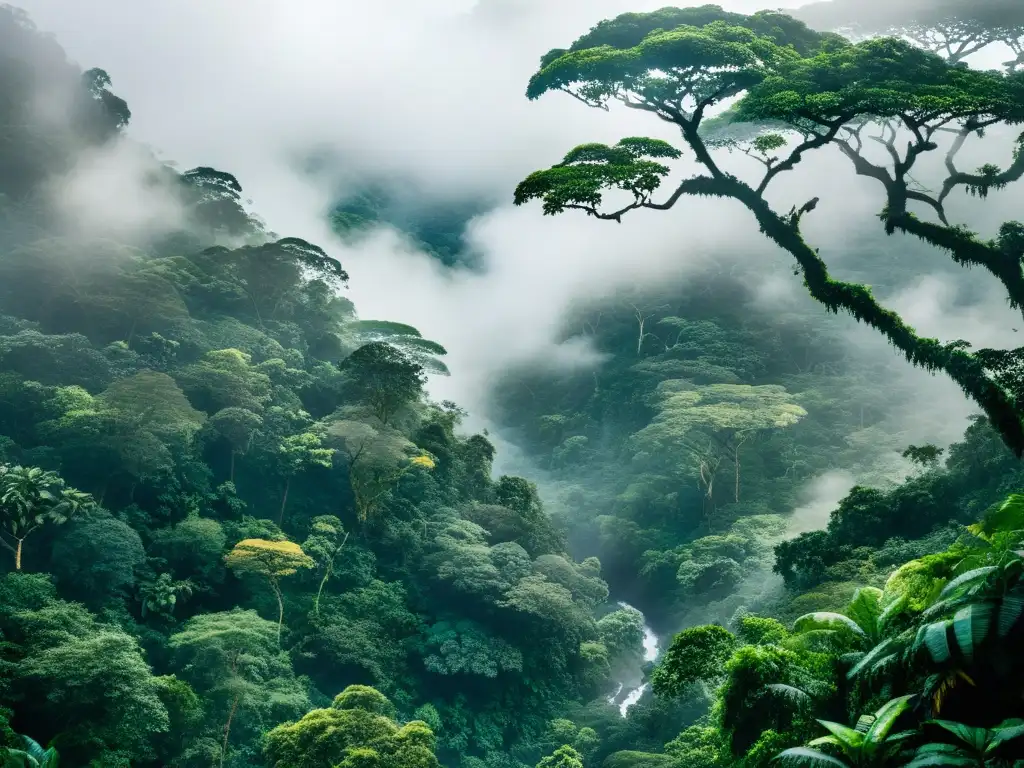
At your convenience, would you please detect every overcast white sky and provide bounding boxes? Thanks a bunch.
[16,0,1022,454]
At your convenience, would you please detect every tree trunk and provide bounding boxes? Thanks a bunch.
[271,577,284,646]
[15,538,23,571]
[277,478,290,526]
[229,451,236,483]
[220,693,240,768]
[313,532,348,617]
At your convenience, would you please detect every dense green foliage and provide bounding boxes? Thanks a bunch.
[0,8,638,767]
[515,2,1024,457]
[6,3,1024,768]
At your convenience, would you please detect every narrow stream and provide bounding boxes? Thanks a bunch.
[607,601,661,717]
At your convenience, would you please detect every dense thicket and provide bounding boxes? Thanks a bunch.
[4,2,1024,768]
[0,8,644,767]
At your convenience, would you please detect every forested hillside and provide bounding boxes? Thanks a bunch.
[2,1,1024,768]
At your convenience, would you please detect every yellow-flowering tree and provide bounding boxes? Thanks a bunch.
[224,538,314,644]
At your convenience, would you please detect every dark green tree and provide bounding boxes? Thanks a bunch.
[339,342,427,426]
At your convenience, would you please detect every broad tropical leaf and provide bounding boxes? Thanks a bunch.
[865,695,915,744]
[917,622,953,664]
[971,495,1024,539]
[987,720,1024,753]
[929,720,987,751]
[847,587,884,635]
[773,747,850,768]
[938,568,998,601]
[951,603,994,663]
[816,720,865,749]
[794,612,867,638]
[848,638,897,680]
[996,595,1024,639]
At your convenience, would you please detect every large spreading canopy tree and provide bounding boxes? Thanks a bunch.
[515,5,1024,455]
[632,382,807,511]
[794,0,1024,72]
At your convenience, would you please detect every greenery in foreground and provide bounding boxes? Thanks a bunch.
[2,2,1024,768]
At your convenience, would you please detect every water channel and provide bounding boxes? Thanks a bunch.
[607,601,661,717]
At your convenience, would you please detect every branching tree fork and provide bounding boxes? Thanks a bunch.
[514,7,1024,454]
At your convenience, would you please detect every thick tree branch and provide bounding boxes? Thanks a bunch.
[939,130,1024,205]
[836,135,1024,312]
[567,161,1024,455]
[756,122,845,195]
[904,190,950,225]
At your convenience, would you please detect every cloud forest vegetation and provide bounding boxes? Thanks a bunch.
[1,2,1024,768]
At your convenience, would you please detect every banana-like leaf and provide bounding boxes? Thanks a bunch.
[939,568,998,600]
[996,595,1024,639]
[878,593,908,632]
[848,638,895,680]
[794,612,867,638]
[773,747,850,768]
[923,594,975,623]
[871,653,900,677]
[816,720,865,749]
[866,695,915,744]
[917,622,952,664]
[952,603,994,663]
